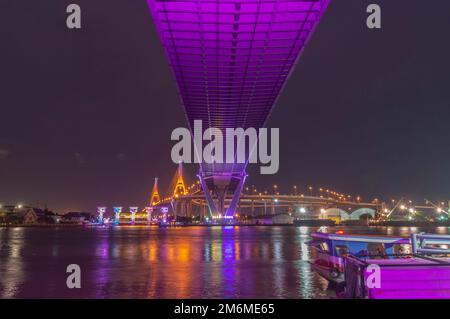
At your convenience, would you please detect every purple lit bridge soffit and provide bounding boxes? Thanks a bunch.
[147,0,331,218]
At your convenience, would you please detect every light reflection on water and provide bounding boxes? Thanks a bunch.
[0,226,449,298]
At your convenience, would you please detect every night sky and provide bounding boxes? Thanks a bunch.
[1,0,450,213]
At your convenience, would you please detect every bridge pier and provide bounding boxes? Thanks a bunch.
[201,204,207,221]
[146,207,153,224]
[197,172,247,220]
[187,201,192,217]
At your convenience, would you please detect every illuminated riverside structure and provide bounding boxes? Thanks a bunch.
[96,163,450,225]
[146,0,331,219]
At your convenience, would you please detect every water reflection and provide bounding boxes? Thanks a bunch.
[0,228,25,298]
[0,226,449,298]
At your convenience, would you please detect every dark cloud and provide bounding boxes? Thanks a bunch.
[0,149,10,160]
[116,153,126,161]
[74,152,86,166]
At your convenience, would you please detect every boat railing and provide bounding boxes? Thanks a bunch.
[411,232,450,255]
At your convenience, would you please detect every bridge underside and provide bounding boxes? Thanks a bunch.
[147,0,330,219]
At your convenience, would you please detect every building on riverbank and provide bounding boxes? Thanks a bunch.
[61,212,95,224]
[272,213,294,225]
[0,205,56,225]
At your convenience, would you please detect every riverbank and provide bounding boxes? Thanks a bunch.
[370,220,450,227]
[0,223,87,228]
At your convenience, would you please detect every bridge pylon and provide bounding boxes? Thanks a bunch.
[172,162,187,198]
[198,172,247,220]
[150,177,161,206]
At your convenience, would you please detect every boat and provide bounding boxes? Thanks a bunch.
[342,233,450,299]
[308,231,410,284]
[158,220,186,227]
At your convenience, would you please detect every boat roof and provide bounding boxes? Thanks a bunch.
[310,232,410,244]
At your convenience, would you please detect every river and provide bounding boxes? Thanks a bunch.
[1,225,449,298]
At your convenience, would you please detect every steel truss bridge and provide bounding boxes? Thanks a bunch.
[169,193,381,221]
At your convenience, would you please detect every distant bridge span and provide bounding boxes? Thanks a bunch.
[158,192,382,220]
[146,163,445,223]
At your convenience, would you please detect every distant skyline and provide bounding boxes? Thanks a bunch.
[1,1,450,213]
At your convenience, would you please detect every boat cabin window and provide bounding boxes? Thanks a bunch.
[335,245,349,257]
[367,243,387,258]
[393,244,410,256]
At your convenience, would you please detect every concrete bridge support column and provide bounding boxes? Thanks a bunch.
[187,201,192,218]
[202,204,207,221]
[198,172,247,220]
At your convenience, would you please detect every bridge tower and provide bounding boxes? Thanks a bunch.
[150,177,161,206]
[173,162,187,197]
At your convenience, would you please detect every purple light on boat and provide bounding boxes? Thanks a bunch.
[363,261,450,299]
[146,0,330,217]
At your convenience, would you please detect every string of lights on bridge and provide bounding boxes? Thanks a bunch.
[150,165,450,222]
